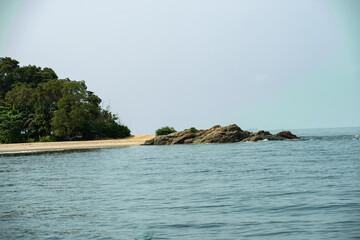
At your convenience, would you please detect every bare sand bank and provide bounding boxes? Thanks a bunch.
[0,135,155,153]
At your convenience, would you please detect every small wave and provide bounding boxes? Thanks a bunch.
[300,135,359,141]
[0,149,66,154]
[0,148,96,156]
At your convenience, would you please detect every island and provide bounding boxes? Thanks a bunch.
[144,124,298,145]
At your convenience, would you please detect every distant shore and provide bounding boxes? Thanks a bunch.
[0,135,155,153]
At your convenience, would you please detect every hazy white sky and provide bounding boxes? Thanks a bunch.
[1,0,359,134]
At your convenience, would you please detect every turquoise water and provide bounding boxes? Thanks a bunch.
[1,127,359,239]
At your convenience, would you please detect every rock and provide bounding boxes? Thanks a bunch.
[171,133,197,144]
[143,124,299,145]
[195,124,250,144]
[153,135,175,145]
[242,135,285,142]
[254,130,271,136]
[144,124,249,145]
[275,131,298,139]
[242,130,298,142]
[144,138,155,145]
[184,138,194,144]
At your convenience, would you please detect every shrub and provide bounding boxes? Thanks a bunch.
[104,122,131,138]
[156,126,176,136]
[189,127,199,133]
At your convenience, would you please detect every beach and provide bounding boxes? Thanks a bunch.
[0,135,154,153]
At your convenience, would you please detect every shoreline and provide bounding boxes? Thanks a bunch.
[0,135,155,153]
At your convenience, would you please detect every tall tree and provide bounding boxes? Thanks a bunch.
[0,57,20,98]
[52,80,89,140]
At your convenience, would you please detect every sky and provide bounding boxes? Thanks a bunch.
[1,0,359,134]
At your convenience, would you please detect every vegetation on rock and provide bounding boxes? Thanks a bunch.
[0,57,130,143]
[189,127,199,133]
[155,126,176,136]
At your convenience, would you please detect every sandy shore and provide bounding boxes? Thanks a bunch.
[0,135,155,153]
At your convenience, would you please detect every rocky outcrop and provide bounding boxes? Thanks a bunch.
[275,131,298,139]
[242,130,284,142]
[193,124,251,144]
[144,124,298,145]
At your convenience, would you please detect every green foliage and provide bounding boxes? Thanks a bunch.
[189,127,199,133]
[103,121,131,138]
[156,126,176,136]
[0,104,24,143]
[52,80,88,140]
[0,57,58,99]
[100,110,131,138]
[0,57,131,143]
[39,135,56,142]
[5,84,34,111]
[0,57,20,99]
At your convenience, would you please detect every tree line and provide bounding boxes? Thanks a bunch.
[0,57,130,143]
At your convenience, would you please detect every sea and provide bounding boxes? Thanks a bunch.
[1,127,359,240]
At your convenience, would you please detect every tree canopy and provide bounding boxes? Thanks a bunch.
[0,57,130,143]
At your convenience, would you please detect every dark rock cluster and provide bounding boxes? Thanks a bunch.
[144,124,298,145]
